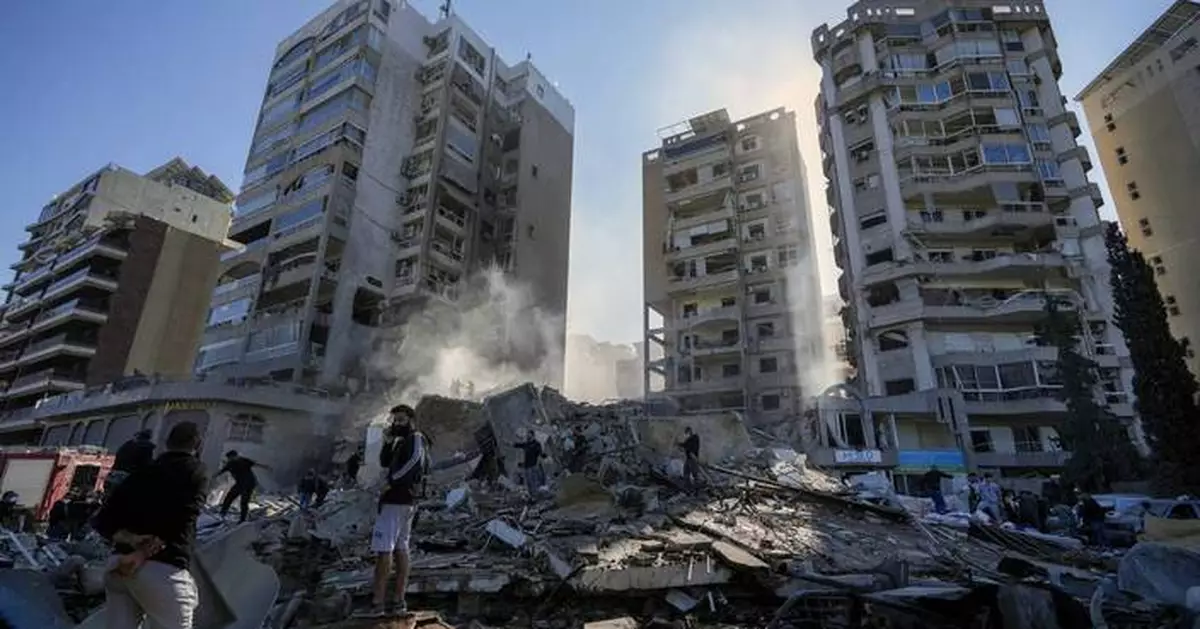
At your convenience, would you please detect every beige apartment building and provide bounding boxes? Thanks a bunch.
[0,159,234,442]
[1077,0,1200,376]
[812,0,1137,486]
[642,107,826,424]
[200,0,574,388]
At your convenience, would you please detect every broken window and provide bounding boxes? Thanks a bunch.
[753,289,772,304]
[761,394,781,411]
[682,303,698,317]
[865,248,894,267]
[229,414,266,444]
[759,357,778,373]
[721,363,741,378]
[877,329,909,351]
[756,322,775,338]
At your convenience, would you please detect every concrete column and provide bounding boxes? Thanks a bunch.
[823,57,882,396]
[906,322,936,391]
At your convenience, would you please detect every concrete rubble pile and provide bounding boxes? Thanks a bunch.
[3,385,1197,629]
[226,383,1197,629]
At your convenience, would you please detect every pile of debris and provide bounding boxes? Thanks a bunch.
[7,383,1200,629]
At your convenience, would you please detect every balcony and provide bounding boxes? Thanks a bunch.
[428,241,464,269]
[961,387,1065,415]
[862,252,1064,286]
[273,214,325,245]
[669,269,739,292]
[668,376,743,394]
[212,274,262,299]
[869,291,1056,328]
[664,173,734,205]
[2,368,85,398]
[974,446,1070,468]
[262,257,317,292]
[221,239,268,262]
[688,338,741,358]
[244,341,300,363]
[42,267,119,302]
[899,165,1038,196]
[0,333,98,371]
[665,234,737,263]
[435,206,467,233]
[11,265,55,294]
[677,305,739,328]
[55,235,127,269]
[27,299,107,334]
[906,204,1053,239]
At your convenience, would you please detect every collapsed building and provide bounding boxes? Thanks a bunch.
[3,382,1196,629]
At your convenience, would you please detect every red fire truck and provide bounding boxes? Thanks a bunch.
[0,446,113,521]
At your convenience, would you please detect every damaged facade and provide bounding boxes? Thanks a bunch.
[642,108,826,424]
[0,159,235,439]
[810,0,1140,485]
[201,0,574,390]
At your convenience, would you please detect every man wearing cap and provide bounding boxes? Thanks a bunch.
[362,404,429,618]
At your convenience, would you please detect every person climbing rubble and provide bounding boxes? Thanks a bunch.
[513,430,545,493]
[214,450,268,524]
[920,465,952,514]
[566,424,589,474]
[678,426,703,489]
[977,473,1003,522]
[360,404,429,619]
[344,448,363,488]
[93,420,207,629]
[298,469,318,509]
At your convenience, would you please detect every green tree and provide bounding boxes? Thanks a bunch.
[1105,222,1200,496]
[1035,294,1140,492]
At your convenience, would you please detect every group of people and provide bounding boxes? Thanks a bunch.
[919,467,1114,547]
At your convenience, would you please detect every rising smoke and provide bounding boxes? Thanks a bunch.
[366,267,565,406]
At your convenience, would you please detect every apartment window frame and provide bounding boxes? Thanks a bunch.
[759,357,779,373]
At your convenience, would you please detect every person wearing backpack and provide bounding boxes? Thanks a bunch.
[361,404,428,619]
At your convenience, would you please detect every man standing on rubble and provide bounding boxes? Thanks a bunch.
[94,421,207,629]
[362,404,428,619]
[514,429,545,493]
[106,430,155,496]
[215,451,267,524]
[345,448,363,488]
[678,426,702,489]
[977,473,1003,522]
[920,465,952,514]
[567,425,589,474]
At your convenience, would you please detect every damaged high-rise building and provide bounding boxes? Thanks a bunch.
[642,108,826,423]
[811,0,1137,484]
[0,159,234,441]
[198,0,574,388]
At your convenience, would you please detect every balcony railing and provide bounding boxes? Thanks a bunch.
[8,368,83,391]
[213,274,262,297]
[221,240,268,262]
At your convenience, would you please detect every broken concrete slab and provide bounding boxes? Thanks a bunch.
[573,559,732,593]
[711,540,770,572]
[582,617,639,629]
[485,519,528,549]
[665,589,700,612]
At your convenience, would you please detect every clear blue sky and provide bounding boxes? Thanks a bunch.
[0,0,1172,344]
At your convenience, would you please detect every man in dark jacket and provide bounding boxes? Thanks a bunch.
[94,421,207,629]
[105,430,156,496]
[678,427,702,489]
[513,430,545,493]
[1078,492,1109,547]
[361,404,428,619]
[345,449,363,488]
[920,466,952,514]
[215,451,266,523]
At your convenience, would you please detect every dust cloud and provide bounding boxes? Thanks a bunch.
[366,267,564,407]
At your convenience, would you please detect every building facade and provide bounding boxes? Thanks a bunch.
[642,108,826,424]
[1077,0,1200,376]
[811,0,1136,482]
[0,159,233,427]
[4,377,345,486]
[200,0,574,387]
